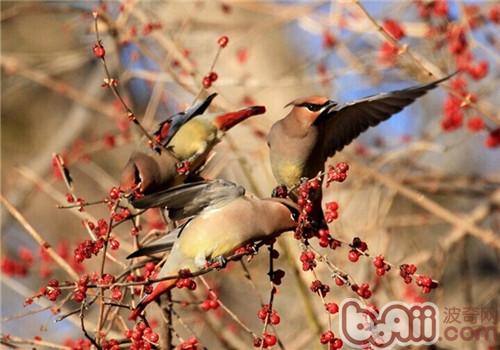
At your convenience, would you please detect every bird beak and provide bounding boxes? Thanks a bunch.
[318,100,337,116]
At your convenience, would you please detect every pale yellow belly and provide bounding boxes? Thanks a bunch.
[273,161,303,188]
[169,119,216,160]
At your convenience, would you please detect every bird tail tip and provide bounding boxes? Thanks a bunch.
[214,105,266,131]
[128,279,177,320]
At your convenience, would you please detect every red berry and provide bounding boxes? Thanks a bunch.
[322,31,336,49]
[202,76,212,89]
[325,302,339,314]
[217,35,229,48]
[348,250,360,262]
[335,276,344,286]
[93,44,105,58]
[332,338,343,349]
[208,71,218,82]
[263,333,277,347]
[467,116,484,132]
[269,312,280,325]
[383,18,405,40]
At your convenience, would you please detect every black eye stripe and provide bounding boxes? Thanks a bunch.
[297,103,322,111]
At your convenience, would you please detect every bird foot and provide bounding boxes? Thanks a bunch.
[209,256,227,270]
[176,160,191,175]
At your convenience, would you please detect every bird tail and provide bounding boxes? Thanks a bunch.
[214,106,266,131]
[128,279,177,320]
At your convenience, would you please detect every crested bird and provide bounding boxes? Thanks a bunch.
[126,179,298,319]
[121,93,266,195]
[267,74,454,190]
[267,74,454,226]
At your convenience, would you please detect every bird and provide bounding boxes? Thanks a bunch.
[267,74,454,226]
[126,179,298,319]
[120,93,265,195]
[268,74,454,188]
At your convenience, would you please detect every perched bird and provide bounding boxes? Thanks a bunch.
[268,74,454,189]
[121,93,265,194]
[127,179,298,319]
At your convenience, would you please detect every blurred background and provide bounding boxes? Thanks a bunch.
[1,1,499,349]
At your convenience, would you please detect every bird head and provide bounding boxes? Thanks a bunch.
[120,153,161,195]
[285,96,337,126]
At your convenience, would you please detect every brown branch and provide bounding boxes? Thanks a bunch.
[352,160,500,250]
[0,335,71,350]
[0,195,80,280]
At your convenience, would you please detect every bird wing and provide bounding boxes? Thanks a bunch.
[154,93,218,147]
[132,179,246,220]
[126,221,190,259]
[317,74,454,157]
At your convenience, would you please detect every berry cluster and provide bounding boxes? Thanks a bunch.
[416,275,438,294]
[200,291,220,311]
[324,201,339,223]
[320,330,343,349]
[202,71,218,89]
[352,283,372,299]
[26,279,61,304]
[63,338,92,350]
[257,304,281,325]
[318,228,341,250]
[347,237,368,263]
[299,250,316,271]
[399,263,418,284]
[124,322,159,350]
[310,280,330,297]
[294,178,321,240]
[1,247,33,277]
[253,333,277,348]
[73,274,91,302]
[326,162,349,186]
[74,238,105,263]
[373,255,391,276]
[112,208,130,223]
[175,278,197,290]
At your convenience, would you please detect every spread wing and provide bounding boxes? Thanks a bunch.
[154,93,217,147]
[132,179,245,220]
[318,74,454,157]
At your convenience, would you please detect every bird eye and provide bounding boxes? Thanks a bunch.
[298,103,322,112]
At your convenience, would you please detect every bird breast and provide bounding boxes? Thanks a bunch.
[168,118,217,160]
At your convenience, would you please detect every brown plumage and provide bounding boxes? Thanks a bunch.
[127,180,298,319]
[268,74,454,189]
[268,74,454,227]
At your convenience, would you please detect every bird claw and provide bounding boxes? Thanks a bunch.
[176,160,191,175]
[246,242,260,255]
[210,256,227,270]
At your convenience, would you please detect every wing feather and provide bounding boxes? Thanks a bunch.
[318,74,454,156]
[132,179,245,220]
